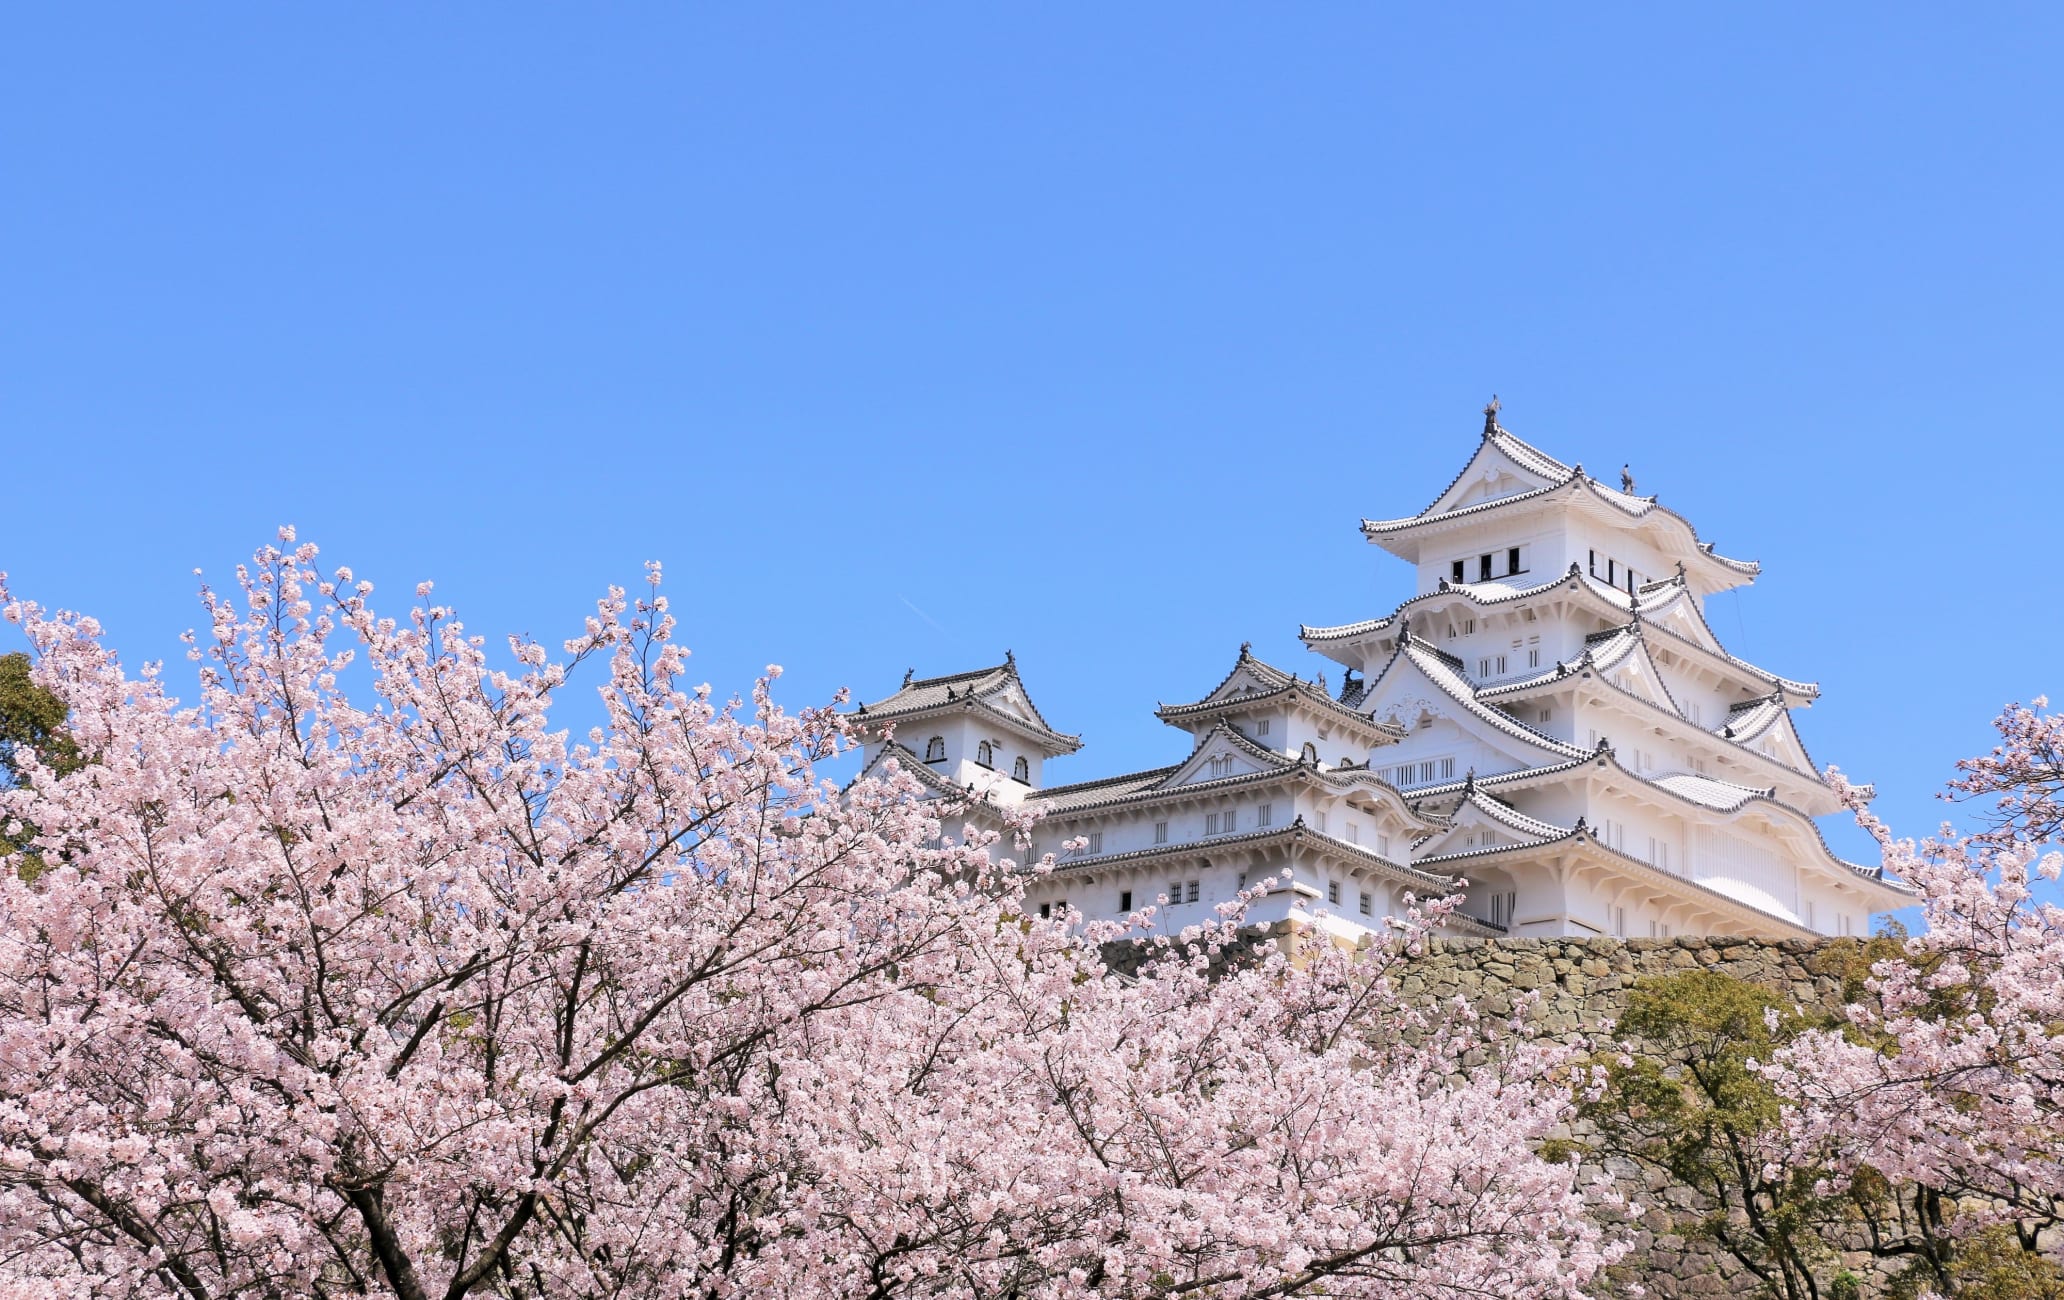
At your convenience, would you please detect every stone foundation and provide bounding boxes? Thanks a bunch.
[1394,936,1886,1299]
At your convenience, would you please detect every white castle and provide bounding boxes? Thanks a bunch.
[851,404,1908,940]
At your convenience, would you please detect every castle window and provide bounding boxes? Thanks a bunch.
[1119,889,1133,912]
[1327,879,1341,905]
[1359,890,1373,916]
[1301,742,1318,763]
[1529,648,1541,668]
[1479,554,1493,581]
[1507,546,1521,574]
[1012,755,1030,782]
[1589,548,1597,576]
[1205,812,1220,834]
[1153,820,1169,844]
[1039,902,1052,919]
[1345,823,1359,844]
[976,741,994,768]
[1186,880,1200,903]
[1314,811,1327,832]
[924,736,946,762]
[1606,559,1616,585]
[1255,718,1270,736]
[1167,880,1182,905]
[1378,833,1392,855]
[1257,802,1273,828]
[1086,831,1103,854]
[1451,559,1465,583]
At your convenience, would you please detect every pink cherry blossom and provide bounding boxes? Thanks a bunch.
[0,540,1620,1298]
[1769,733,2064,1254]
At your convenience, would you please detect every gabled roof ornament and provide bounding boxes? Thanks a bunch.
[903,667,914,687]
[1239,640,1252,657]
[1004,648,1016,667]
[1483,394,1501,436]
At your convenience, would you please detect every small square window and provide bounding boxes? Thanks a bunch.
[1086,831,1103,853]
[1327,880,1341,905]
[1257,802,1274,827]
[1153,820,1169,844]
[1359,891,1373,916]
[1256,718,1270,736]
[1185,879,1200,903]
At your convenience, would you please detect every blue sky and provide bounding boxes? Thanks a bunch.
[4,6,2061,899]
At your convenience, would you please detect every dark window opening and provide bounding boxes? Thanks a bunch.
[1038,902,1052,919]
[1450,559,1465,583]
[1588,548,1597,576]
[1507,547,1521,574]
[1607,559,1616,585]
[1479,554,1493,581]
[1119,890,1133,912]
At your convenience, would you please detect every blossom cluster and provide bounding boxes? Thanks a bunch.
[0,537,1619,1299]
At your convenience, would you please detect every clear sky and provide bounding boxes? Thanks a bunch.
[4,6,2061,905]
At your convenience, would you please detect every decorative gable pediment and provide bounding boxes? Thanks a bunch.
[1428,440,1566,517]
[1602,641,1678,712]
[1157,726,1290,790]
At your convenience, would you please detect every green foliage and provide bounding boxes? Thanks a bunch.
[0,650,80,877]
[1886,1225,2064,1300]
[0,651,79,788]
[1585,970,1853,1300]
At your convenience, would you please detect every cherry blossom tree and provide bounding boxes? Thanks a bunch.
[0,535,1621,1299]
[1767,716,2064,1293]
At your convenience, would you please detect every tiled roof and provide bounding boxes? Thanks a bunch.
[1155,646,1403,739]
[1406,750,1608,803]
[1046,815,1460,898]
[1452,788,1571,842]
[1648,771,1773,812]
[852,742,984,800]
[856,662,1015,714]
[1412,832,1833,934]
[852,656,1082,752]
[1029,765,1184,812]
[1415,749,1901,892]
[1360,441,1760,579]
[1380,639,1591,760]
[1031,721,1295,815]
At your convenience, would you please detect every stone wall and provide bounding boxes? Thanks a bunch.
[1393,936,1883,1299]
